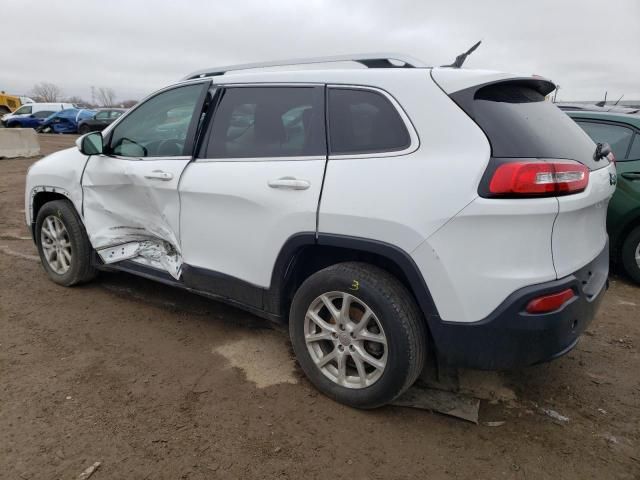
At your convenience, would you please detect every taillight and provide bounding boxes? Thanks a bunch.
[526,288,575,314]
[486,160,589,197]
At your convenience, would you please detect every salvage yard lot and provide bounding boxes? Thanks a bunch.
[1,135,639,479]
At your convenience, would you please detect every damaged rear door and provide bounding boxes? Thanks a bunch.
[81,82,210,278]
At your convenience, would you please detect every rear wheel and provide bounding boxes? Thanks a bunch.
[35,200,97,286]
[289,262,427,408]
[621,226,640,284]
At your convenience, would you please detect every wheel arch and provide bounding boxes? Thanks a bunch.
[30,188,76,240]
[611,209,640,264]
[268,233,442,330]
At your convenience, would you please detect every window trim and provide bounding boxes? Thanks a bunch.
[573,118,638,161]
[102,79,211,160]
[196,83,327,163]
[326,84,419,160]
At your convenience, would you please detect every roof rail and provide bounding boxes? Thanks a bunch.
[181,53,428,80]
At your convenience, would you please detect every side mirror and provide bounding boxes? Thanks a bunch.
[29,114,35,118]
[76,131,103,155]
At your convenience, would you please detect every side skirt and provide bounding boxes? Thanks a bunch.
[97,260,284,324]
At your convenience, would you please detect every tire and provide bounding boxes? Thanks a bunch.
[78,124,91,135]
[8,122,18,128]
[289,262,427,409]
[35,200,97,286]
[621,226,640,284]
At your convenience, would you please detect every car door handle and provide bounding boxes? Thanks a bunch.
[144,170,174,181]
[268,177,311,190]
[621,172,640,181]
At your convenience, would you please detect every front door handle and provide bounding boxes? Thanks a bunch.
[621,172,640,181]
[268,177,311,190]
[145,170,174,181]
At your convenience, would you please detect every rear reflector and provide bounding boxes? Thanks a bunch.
[526,288,576,314]
[488,160,589,197]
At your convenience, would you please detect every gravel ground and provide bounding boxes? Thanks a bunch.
[1,134,639,479]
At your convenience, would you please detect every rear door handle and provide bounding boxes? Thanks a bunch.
[268,177,311,190]
[621,172,640,181]
[144,170,174,181]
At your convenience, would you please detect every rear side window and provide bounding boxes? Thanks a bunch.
[33,111,54,119]
[328,88,410,155]
[575,121,634,160]
[206,87,325,158]
[452,82,600,169]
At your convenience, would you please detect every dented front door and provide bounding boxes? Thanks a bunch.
[80,82,209,278]
[82,156,190,278]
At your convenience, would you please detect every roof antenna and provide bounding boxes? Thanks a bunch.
[607,94,624,111]
[442,40,482,68]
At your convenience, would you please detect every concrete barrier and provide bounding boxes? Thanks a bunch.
[0,128,41,158]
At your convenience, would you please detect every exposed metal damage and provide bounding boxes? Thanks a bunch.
[96,237,182,279]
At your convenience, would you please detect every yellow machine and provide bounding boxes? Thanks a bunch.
[0,91,23,115]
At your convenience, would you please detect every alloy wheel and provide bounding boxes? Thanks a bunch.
[304,291,388,389]
[40,215,72,275]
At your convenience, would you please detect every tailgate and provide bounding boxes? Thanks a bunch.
[552,163,617,277]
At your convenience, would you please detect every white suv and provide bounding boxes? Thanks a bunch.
[25,54,616,408]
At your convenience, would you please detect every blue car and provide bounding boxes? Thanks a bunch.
[37,108,96,134]
[4,110,57,129]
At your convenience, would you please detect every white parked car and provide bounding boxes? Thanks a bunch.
[25,54,616,408]
[2,102,74,124]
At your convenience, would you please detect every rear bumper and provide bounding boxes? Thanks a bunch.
[432,241,609,370]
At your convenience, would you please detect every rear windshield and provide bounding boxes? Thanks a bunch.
[452,82,601,169]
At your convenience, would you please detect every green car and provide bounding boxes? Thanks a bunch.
[567,110,640,283]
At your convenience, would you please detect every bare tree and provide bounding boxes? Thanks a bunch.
[121,99,138,108]
[65,96,89,107]
[96,87,116,107]
[31,82,63,102]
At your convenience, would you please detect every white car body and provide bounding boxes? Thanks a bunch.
[2,102,73,123]
[25,54,615,370]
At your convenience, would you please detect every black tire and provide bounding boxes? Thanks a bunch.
[621,226,640,284]
[35,200,97,286]
[289,262,427,409]
[78,124,91,135]
[8,122,18,128]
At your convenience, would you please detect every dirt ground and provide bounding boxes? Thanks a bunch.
[1,135,639,479]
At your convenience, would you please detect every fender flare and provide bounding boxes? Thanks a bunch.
[268,232,443,329]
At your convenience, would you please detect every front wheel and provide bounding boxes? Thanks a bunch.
[35,200,97,286]
[621,226,640,284]
[78,124,91,135]
[289,262,427,409]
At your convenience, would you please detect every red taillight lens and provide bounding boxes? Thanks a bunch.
[526,288,575,314]
[488,160,589,197]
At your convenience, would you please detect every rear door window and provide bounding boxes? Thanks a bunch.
[205,86,325,159]
[575,121,634,160]
[327,88,410,155]
[33,111,54,119]
[451,82,602,169]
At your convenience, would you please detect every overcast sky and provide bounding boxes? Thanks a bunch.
[2,0,638,103]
